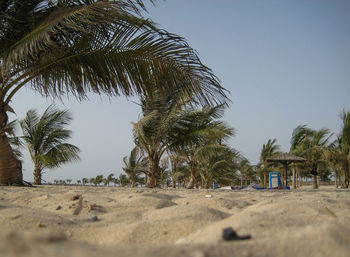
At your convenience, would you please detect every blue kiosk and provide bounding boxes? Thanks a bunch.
[269,172,282,188]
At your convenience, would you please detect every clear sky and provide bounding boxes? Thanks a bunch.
[10,0,350,183]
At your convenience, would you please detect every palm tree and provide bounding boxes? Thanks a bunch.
[82,178,88,186]
[327,110,350,188]
[133,91,185,187]
[134,91,233,188]
[119,174,129,187]
[106,173,115,186]
[197,146,238,188]
[238,158,256,187]
[95,175,104,186]
[123,147,147,187]
[173,106,234,189]
[167,153,188,188]
[339,110,350,188]
[260,138,281,188]
[290,125,332,189]
[0,1,227,185]
[20,105,80,185]
[89,177,97,186]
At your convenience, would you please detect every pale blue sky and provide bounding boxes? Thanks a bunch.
[10,0,350,182]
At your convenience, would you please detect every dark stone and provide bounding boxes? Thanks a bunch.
[90,215,98,221]
[222,227,251,241]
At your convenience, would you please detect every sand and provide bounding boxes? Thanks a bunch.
[0,185,349,257]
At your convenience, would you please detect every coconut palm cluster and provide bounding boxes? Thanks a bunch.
[258,111,350,189]
[0,0,227,185]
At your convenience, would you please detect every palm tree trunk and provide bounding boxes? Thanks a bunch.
[0,107,23,185]
[292,166,296,189]
[263,170,267,188]
[33,166,42,185]
[186,161,197,189]
[130,174,135,188]
[146,157,160,188]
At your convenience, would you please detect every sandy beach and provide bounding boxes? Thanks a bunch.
[0,185,349,257]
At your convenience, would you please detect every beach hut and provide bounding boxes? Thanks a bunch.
[267,153,306,187]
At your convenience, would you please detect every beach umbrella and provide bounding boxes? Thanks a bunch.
[267,153,306,187]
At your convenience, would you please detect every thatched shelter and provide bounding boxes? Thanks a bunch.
[267,153,306,187]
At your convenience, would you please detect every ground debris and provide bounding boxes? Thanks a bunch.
[72,196,83,215]
[70,194,82,201]
[323,206,337,218]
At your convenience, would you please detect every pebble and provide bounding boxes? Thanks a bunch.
[205,194,213,198]
[56,205,62,210]
[90,215,98,221]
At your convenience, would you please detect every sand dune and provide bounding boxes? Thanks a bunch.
[0,186,349,257]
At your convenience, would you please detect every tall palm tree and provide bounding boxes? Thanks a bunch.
[339,110,350,187]
[238,158,255,187]
[20,105,80,185]
[327,110,350,188]
[260,138,281,188]
[95,175,104,186]
[134,91,233,188]
[167,153,188,188]
[123,146,147,187]
[197,146,238,188]
[89,177,96,186]
[119,173,129,187]
[290,125,332,189]
[106,173,115,186]
[0,1,227,185]
[82,177,88,186]
[174,106,234,189]
[326,138,344,188]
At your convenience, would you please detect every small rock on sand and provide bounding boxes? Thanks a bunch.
[90,215,98,221]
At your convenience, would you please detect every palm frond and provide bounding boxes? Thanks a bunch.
[2,1,228,106]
